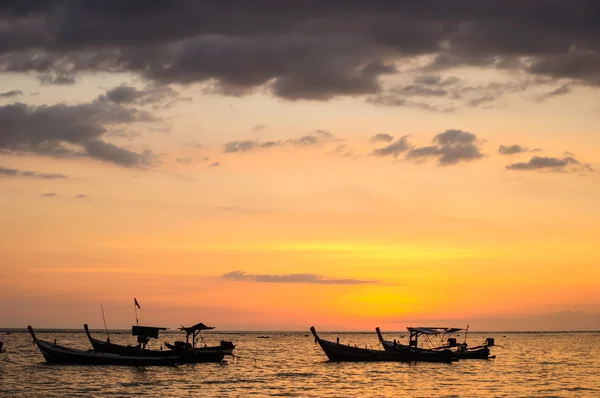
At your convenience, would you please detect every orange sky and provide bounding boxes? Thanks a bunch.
[1,5,600,331]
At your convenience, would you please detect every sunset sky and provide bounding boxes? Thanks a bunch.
[1,1,599,331]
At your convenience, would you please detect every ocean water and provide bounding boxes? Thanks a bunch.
[0,329,599,397]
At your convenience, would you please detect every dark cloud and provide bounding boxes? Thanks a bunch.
[74,194,88,199]
[0,90,23,98]
[223,130,336,153]
[369,133,394,143]
[208,162,220,167]
[0,95,157,167]
[407,129,484,165]
[0,166,67,179]
[498,144,530,155]
[99,84,186,107]
[536,84,571,102]
[40,193,56,197]
[222,270,377,285]
[371,136,411,158]
[3,2,600,100]
[506,155,591,172]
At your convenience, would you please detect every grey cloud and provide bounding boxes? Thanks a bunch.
[0,98,157,168]
[99,84,185,107]
[0,166,67,179]
[74,194,88,199]
[223,130,335,153]
[498,144,529,155]
[176,157,193,165]
[371,136,411,157]
[40,193,56,197]
[208,162,220,167]
[506,155,590,172]
[0,90,24,98]
[249,124,267,132]
[1,1,600,100]
[536,84,571,102]
[407,129,484,165]
[370,133,394,143]
[222,270,377,285]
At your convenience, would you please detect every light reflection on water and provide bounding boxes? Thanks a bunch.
[0,330,599,397]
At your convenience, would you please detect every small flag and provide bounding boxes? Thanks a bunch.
[134,297,141,309]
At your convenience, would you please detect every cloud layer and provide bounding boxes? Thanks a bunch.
[1,1,599,101]
[222,270,377,285]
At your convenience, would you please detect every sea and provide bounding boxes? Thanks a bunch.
[0,329,599,397]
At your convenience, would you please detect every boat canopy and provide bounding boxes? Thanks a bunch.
[132,325,168,339]
[407,327,463,335]
[178,322,215,334]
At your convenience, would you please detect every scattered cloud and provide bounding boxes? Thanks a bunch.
[40,193,56,197]
[0,166,67,179]
[223,130,336,153]
[407,129,484,165]
[498,145,528,155]
[0,97,157,168]
[506,155,592,172]
[176,157,193,165]
[98,84,188,108]
[369,133,394,143]
[371,136,411,158]
[208,162,220,167]
[222,270,378,285]
[536,84,571,102]
[0,90,23,98]
[74,194,89,199]
[249,124,268,132]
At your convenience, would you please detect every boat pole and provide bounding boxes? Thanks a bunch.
[101,304,110,341]
[464,324,469,344]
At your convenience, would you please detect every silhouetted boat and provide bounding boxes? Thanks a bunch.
[28,326,179,366]
[310,326,456,363]
[84,324,225,363]
[164,322,235,356]
[376,327,494,360]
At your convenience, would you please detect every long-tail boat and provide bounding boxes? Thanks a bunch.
[376,326,495,359]
[28,326,179,366]
[84,324,225,363]
[310,326,456,363]
[164,322,235,356]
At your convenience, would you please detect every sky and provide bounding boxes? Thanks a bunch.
[1,1,599,331]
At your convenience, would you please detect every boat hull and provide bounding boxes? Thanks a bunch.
[84,325,224,363]
[310,327,456,363]
[164,341,234,356]
[376,328,492,360]
[33,340,179,366]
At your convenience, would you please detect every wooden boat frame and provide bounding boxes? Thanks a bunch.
[28,326,180,366]
[83,324,225,363]
[310,326,456,363]
[376,327,494,360]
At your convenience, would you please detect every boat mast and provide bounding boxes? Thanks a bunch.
[101,304,110,342]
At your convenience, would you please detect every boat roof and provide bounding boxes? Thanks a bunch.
[132,325,168,339]
[407,327,464,335]
[178,322,215,334]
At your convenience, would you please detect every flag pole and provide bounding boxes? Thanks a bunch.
[134,298,139,326]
